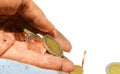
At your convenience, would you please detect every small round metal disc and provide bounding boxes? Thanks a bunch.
[106,62,120,74]
[70,65,83,74]
[43,35,63,57]
[26,34,41,44]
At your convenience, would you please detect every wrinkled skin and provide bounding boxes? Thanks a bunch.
[0,0,74,72]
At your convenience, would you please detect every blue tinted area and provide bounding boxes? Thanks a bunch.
[0,59,64,74]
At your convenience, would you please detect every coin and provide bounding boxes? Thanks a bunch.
[43,35,63,57]
[70,65,83,74]
[106,62,120,74]
[20,18,63,57]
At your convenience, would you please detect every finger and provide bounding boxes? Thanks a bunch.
[0,0,22,15]
[54,30,72,52]
[18,1,72,52]
[1,41,74,72]
[19,1,56,36]
[0,15,9,23]
[41,53,74,72]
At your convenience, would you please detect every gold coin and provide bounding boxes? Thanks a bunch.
[106,62,120,74]
[70,65,83,74]
[43,35,63,57]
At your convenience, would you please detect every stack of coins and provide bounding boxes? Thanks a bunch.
[20,18,63,57]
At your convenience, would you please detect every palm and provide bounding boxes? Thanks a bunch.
[0,0,74,72]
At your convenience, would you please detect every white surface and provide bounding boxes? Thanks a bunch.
[33,0,120,74]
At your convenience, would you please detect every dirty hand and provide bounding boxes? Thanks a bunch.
[0,0,74,72]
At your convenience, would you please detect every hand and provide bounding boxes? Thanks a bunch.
[0,0,74,72]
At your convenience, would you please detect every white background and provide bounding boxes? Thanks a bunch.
[34,0,120,74]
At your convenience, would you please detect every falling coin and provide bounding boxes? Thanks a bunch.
[70,65,83,74]
[70,50,86,74]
